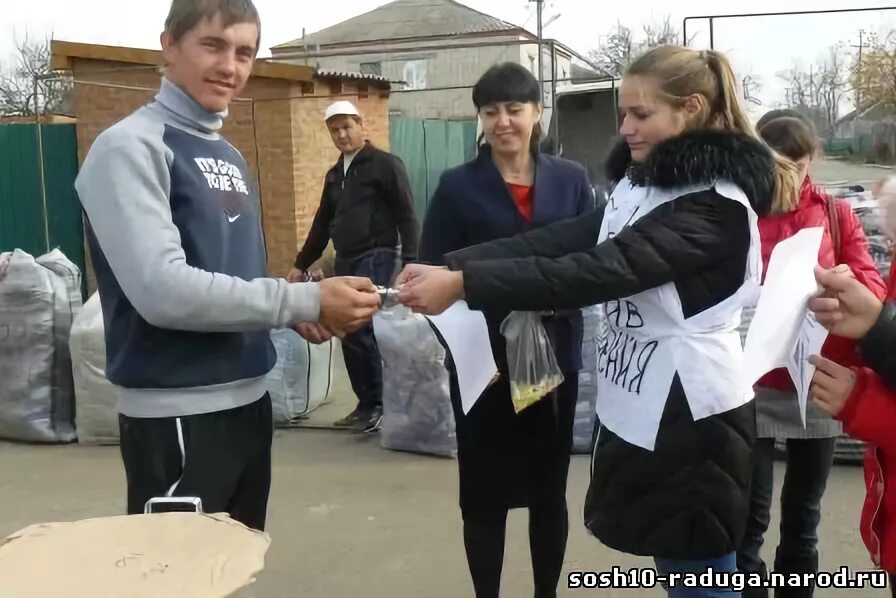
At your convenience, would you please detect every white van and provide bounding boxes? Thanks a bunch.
[542,79,621,206]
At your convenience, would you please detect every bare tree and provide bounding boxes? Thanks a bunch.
[589,21,634,78]
[816,46,849,136]
[777,45,849,136]
[778,63,810,107]
[641,16,686,50]
[589,16,689,78]
[0,35,72,116]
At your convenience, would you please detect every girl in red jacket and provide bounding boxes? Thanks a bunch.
[811,179,896,594]
[737,115,886,598]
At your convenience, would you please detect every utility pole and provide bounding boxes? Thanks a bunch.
[850,29,865,109]
[530,0,544,95]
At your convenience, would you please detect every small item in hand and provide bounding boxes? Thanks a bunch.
[376,286,400,307]
[500,311,564,414]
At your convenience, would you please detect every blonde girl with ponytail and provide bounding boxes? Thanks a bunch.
[396,45,783,597]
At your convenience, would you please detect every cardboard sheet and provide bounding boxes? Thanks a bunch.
[0,512,270,597]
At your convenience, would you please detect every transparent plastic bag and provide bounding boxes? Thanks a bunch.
[499,311,565,414]
[373,300,456,458]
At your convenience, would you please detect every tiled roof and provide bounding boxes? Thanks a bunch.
[273,0,522,49]
[315,70,391,88]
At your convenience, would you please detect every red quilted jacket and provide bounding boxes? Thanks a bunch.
[838,259,896,572]
[756,179,886,391]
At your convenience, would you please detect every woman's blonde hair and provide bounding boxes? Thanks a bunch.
[627,45,800,213]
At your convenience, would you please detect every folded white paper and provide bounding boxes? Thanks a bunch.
[743,226,827,426]
[786,312,830,426]
[425,301,497,414]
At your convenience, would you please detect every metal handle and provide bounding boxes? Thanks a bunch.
[144,496,203,514]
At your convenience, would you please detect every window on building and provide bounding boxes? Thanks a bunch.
[403,59,427,90]
[360,62,382,76]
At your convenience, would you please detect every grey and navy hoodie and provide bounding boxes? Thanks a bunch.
[76,77,319,419]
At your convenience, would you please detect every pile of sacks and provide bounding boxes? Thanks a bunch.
[69,293,119,444]
[0,249,81,443]
[267,328,334,426]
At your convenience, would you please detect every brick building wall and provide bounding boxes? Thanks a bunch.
[63,52,390,291]
[0,115,77,124]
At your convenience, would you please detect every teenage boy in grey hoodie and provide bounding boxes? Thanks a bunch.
[74,0,380,531]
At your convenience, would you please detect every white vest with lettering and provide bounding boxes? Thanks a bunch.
[595,177,761,451]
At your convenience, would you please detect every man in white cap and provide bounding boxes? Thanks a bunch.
[289,100,419,433]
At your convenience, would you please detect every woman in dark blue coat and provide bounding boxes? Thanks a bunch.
[419,63,594,598]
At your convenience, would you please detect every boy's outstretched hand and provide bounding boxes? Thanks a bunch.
[317,276,380,337]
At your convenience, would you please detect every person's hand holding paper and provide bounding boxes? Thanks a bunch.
[809,265,884,340]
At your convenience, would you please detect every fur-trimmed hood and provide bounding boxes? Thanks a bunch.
[605,130,775,217]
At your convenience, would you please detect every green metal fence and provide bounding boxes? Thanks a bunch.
[388,116,478,219]
[1,117,476,294]
[824,135,872,157]
[0,123,84,291]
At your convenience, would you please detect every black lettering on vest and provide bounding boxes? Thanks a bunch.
[605,300,644,329]
[596,332,606,374]
[606,300,621,327]
[597,330,660,396]
[605,330,623,382]
[612,335,633,387]
[624,301,643,328]
[597,331,608,375]
[627,340,658,395]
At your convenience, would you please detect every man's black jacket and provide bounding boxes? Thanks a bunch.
[295,142,419,269]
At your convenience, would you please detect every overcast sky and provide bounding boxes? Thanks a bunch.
[4,0,896,118]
